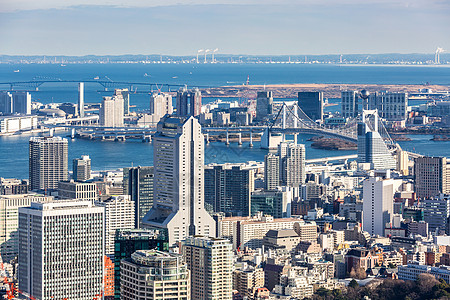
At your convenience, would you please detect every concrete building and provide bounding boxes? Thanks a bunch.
[176,87,189,117]
[58,180,97,202]
[423,194,450,234]
[142,116,215,245]
[204,165,254,216]
[114,229,169,299]
[150,92,173,124]
[100,95,124,127]
[95,195,135,256]
[189,88,202,117]
[256,91,273,121]
[182,236,233,300]
[0,178,28,195]
[72,155,91,181]
[415,157,450,199]
[263,229,301,251]
[121,250,190,300]
[78,82,85,117]
[362,176,402,236]
[357,110,396,170]
[368,91,408,121]
[29,136,68,191]
[298,91,323,122]
[293,221,318,243]
[250,189,291,218]
[0,115,38,133]
[264,153,280,190]
[233,265,265,300]
[0,194,52,262]
[18,201,104,300]
[278,142,306,187]
[341,90,359,118]
[114,88,130,115]
[123,166,154,228]
[398,262,450,284]
[0,91,31,115]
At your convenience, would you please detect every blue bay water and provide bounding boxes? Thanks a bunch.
[0,63,449,179]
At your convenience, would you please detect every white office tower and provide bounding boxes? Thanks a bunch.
[150,92,173,124]
[182,236,233,300]
[264,153,280,190]
[78,82,85,118]
[18,201,104,300]
[278,142,306,187]
[362,176,402,236]
[341,90,358,118]
[29,136,68,190]
[114,88,130,115]
[95,195,135,256]
[100,95,124,127]
[142,116,215,245]
[121,250,190,300]
[357,110,396,170]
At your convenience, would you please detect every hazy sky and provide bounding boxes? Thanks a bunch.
[0,0,449,55]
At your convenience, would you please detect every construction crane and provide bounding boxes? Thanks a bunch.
[196,49,204,64]
[212,48,219,63]
[435,47,445,64]
[204,49,211,63]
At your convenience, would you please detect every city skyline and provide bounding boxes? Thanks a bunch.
[0,0,449,56]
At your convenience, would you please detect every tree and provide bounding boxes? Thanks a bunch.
[349,279,359,289]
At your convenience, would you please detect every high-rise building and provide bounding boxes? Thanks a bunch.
[182,236,233,300]
[73,155,91,181]
[264,153,280,190]
[414,157,450,199]
[0,91,31,115]
[204,165,254,216]
[233,265,265,300]
[114,229,169,299]
[189,88,202,117]
[357,110,396,170]
[256,91,273,121]
[341,90,359,118]
[367,92,408,121]
[123,166,154,228]
[100,95,124,127]
[29,136,68,190]
[121,250,190,300]
[95,195,135,256]
[114,88,130,115]
[18,201,104,300]
[423,194,450,234]
[142,116,215,245]
[150,92,173,124]
[298,91,323,122]
[58,180,97,202]
[362,176,402,236]
[278,142,306,187]
[250,190,291,218]
[176,87,189,117]
[0,194,52,262]
[78,82,85,118]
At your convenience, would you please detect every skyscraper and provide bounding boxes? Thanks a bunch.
[150,92,173,124]
[73,155,91,181]
[298,91,323,122]
[423,194,450,234]
[182,236,233,300]
[123,166,154,228]
[121,250,190,300]
[0,91,31,115]
[367,92,408,121]
[18,201,104,300]
[95,195,135,257]
[78,82,85,118]
[278,142,306,187]
[100,95,124,127]
[256,91,273,121]
[357,110,396,170]
[362,176,402,236]
[204,165,254,216]
[341,90,359,118]
[29,136,68,190]
[264,153,280,190]
[189,88,202,117]
[176,87,189,117]
[114,88,130,115]
[142,116,215,245]
[414,157,450,199]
